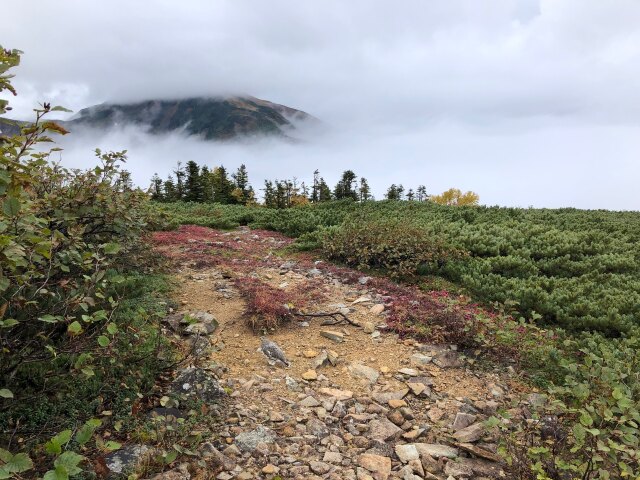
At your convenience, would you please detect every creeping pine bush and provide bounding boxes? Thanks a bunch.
[321,218,465,278]
[494,333,639,479]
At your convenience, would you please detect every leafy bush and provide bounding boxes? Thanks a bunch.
[0,47,176,477]
[495,332,640,479]
[321,217,463,278]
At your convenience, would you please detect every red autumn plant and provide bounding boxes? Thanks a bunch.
[233,277,293,330]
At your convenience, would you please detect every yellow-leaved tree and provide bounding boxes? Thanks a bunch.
[431,188,479,206]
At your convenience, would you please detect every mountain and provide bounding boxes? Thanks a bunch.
[0,96,317,140]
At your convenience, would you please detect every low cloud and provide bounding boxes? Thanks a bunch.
[3,0,640,209]
[55,119,640,210]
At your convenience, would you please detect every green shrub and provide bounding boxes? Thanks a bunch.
[495,333,640,479]
[0,47,176,478]
[321,217,464,278]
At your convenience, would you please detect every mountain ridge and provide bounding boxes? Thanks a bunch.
[0,95,317,140]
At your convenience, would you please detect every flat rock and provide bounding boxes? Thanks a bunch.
[348,362,379,384]
[299,396,321,407]
[452,412,477,431]
[433,351,463,368]
[105,444,152,474]
[318,387,353,401]
[395,444,419,463]
[410,353,432,366]
[369,304,385,315]
[358,454,392,480]
[388,399,407,409]
[170,367,225,403]
[414,443,459,459]
[363,322,376,334]
[321,330,344,343]
[302,369,318,380]
[368,418,403,442]
[457,443,502,463]
[307,417,330,438]
[235,426,276,452]
[452,422,485,443]
[398,368,419,376]
[372,389,409,404]
[407,382,426,396]
[148,464,190,480]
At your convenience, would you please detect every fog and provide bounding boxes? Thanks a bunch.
[3,0,640,209]
[55,119,639,210]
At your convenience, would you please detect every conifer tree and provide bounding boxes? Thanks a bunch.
[184,160,204,202]
[163,175,178,201]
[406,188,415,201]
[359,177,372,201]
[334,170,358,200]
[311,169,321,203]
[416,185,428,202]
[211,165,234,204]
[385,184,405,200]
[173,162,185,200]
[200,165,213,202]
[318,178,332,202]
[150,173,163,201]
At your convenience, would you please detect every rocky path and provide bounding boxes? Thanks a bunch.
[111,226,539,480]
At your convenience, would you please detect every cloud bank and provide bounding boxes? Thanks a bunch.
[3,0,640,209]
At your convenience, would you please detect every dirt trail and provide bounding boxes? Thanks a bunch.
[146,226,531,479]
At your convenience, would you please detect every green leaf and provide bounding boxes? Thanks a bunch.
[39,314,61,323]
[54,451,84,476]
[97,336,110,347]
[102,243,121,255]
[0,449,11,463]
[612,387,623,400]
[106,323,118,335]
[43,465,68,480]
[0,389,13,399]
[2,198,20,217]
[75,419,101,446]
[580,411,594,427]
[2,452,33,473]
[67,321,83,335]
[103,441,121,452]
[45,430,72,455]
[51,106,72,113]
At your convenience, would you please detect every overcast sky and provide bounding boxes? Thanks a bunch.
[3,0,640,209]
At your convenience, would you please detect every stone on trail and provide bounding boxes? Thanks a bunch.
[452,412,477,431]
[414,443,459,459]
[372,389,409,404]
[348,362,380,384]
[367,418,403,442]
[363,321,376,334]
[318,387,353,401]
[320,330,344,343]
[369,304,385,315]
[170,367,225,403]
[433,350,463,368]
[410,353,432,366]
[302,369,318,380]
[105,444,152,474]
[452,421,486,443]
[357,454,392,480]
[395,444,420,463]
[457,443,502,463]
[234,425,276,452]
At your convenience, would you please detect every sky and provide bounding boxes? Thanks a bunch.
[3,0,640,209]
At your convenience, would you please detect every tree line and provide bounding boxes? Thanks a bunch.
[149,161,478,207]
